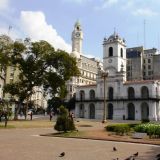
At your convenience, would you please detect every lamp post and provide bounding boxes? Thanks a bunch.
[101,70,109,123]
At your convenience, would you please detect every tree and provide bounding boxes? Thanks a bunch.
[0,100,12,127]
[0,36,80,120]
[54,105,75,132]
[43,49,80,98]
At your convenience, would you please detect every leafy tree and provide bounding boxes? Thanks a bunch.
[0,36,80,120]
[54,105,75,132]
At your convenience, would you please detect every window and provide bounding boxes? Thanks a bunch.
[143,59,145,63]
[148,59,151,63]
[121,48,123,58]
[70,86,72,92]
[143,66,146,69]
[141,86,149,98]
[108,87,114,100]
[80,90,85,100]
[127,66,131,71]
[148,71,152,75]
[128,87,135,99]
[90,90,95,100]
[148,65,151,69]
[109,47,113,57]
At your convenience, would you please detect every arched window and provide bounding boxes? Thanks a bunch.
[80,90,85,100]
[141,86,149,98]
[108,87,114,100]
[79,104,85,118]
[127,103,135,120]
[89,90,95,100]
[108,103,113,119]
[121,48,123,58]
[109,47,113,57]
[141,102,149,120]
[128,87,135,99]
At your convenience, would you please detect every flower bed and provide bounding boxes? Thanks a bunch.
[134,123,160,138]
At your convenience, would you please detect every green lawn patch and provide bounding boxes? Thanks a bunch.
[41,130,85,138]
[0,124,15,129]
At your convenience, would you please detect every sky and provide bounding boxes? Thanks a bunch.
[0,0,160,59]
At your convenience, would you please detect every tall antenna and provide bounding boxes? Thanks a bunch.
[8,25,12,36]
[114,27,116,35]
[158,33,160,53]
[143,20,146,49]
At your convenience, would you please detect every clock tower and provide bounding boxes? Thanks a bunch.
[103,32,126,80]
[72,20,83,53]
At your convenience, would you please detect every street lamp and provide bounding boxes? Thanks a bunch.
[101,70,109,123]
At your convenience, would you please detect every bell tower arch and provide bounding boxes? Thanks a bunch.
[72,20,83,53]
[103,32,126,79]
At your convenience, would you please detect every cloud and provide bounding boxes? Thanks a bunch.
[132,8,158,17]
[0,0,9,11]
[121,0,134,10]
[20,11,71,52]
[95,0,118,10]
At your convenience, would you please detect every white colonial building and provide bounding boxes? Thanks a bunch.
[75,31,160,121]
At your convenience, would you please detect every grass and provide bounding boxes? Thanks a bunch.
[0,124,15,129]
[41,130,85,138]
[0,120,54,129]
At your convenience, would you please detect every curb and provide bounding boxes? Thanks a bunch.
[40,134,160,146]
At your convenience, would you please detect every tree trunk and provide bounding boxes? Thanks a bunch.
[25,98,29,120]
[14,102,21,120]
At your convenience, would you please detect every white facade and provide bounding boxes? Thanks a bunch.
[75,32,160,121]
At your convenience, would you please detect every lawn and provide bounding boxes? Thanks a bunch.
[0,120,54,129]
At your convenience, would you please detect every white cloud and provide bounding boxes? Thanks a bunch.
[121,0,134,10]
[0,0,9,11]
[95,0,118,10]
[132,8,158,17]
[20,11,71,52]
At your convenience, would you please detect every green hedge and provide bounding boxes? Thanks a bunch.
[105,124,131,136]
[134,123,160,138]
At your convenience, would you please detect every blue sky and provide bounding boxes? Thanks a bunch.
[0,0,160,58]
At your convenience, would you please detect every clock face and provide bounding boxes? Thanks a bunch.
[75,32,80,37]
[108,58,112,63]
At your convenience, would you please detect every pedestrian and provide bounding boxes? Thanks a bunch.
[49,112,52,121]
[71,112,74,121]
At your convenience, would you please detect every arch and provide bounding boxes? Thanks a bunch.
[109,47,113,57]
[141,102,149,120]
[121,48,123,58]
[80,90,85,100]
[128,87,135,99]
[127,103,135,120]
[141,86,149,98]
[108,87,114,100]
[89,90,95,100]
[108,103,113,119]
[79,104,85,118]
[89,103,95,119]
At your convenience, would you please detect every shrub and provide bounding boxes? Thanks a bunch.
[54,106,75,132]
[106,124,131,136]
[134,123,160,138]
[141,119,150,123]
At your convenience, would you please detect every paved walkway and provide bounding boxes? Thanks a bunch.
[0,126,159,160]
